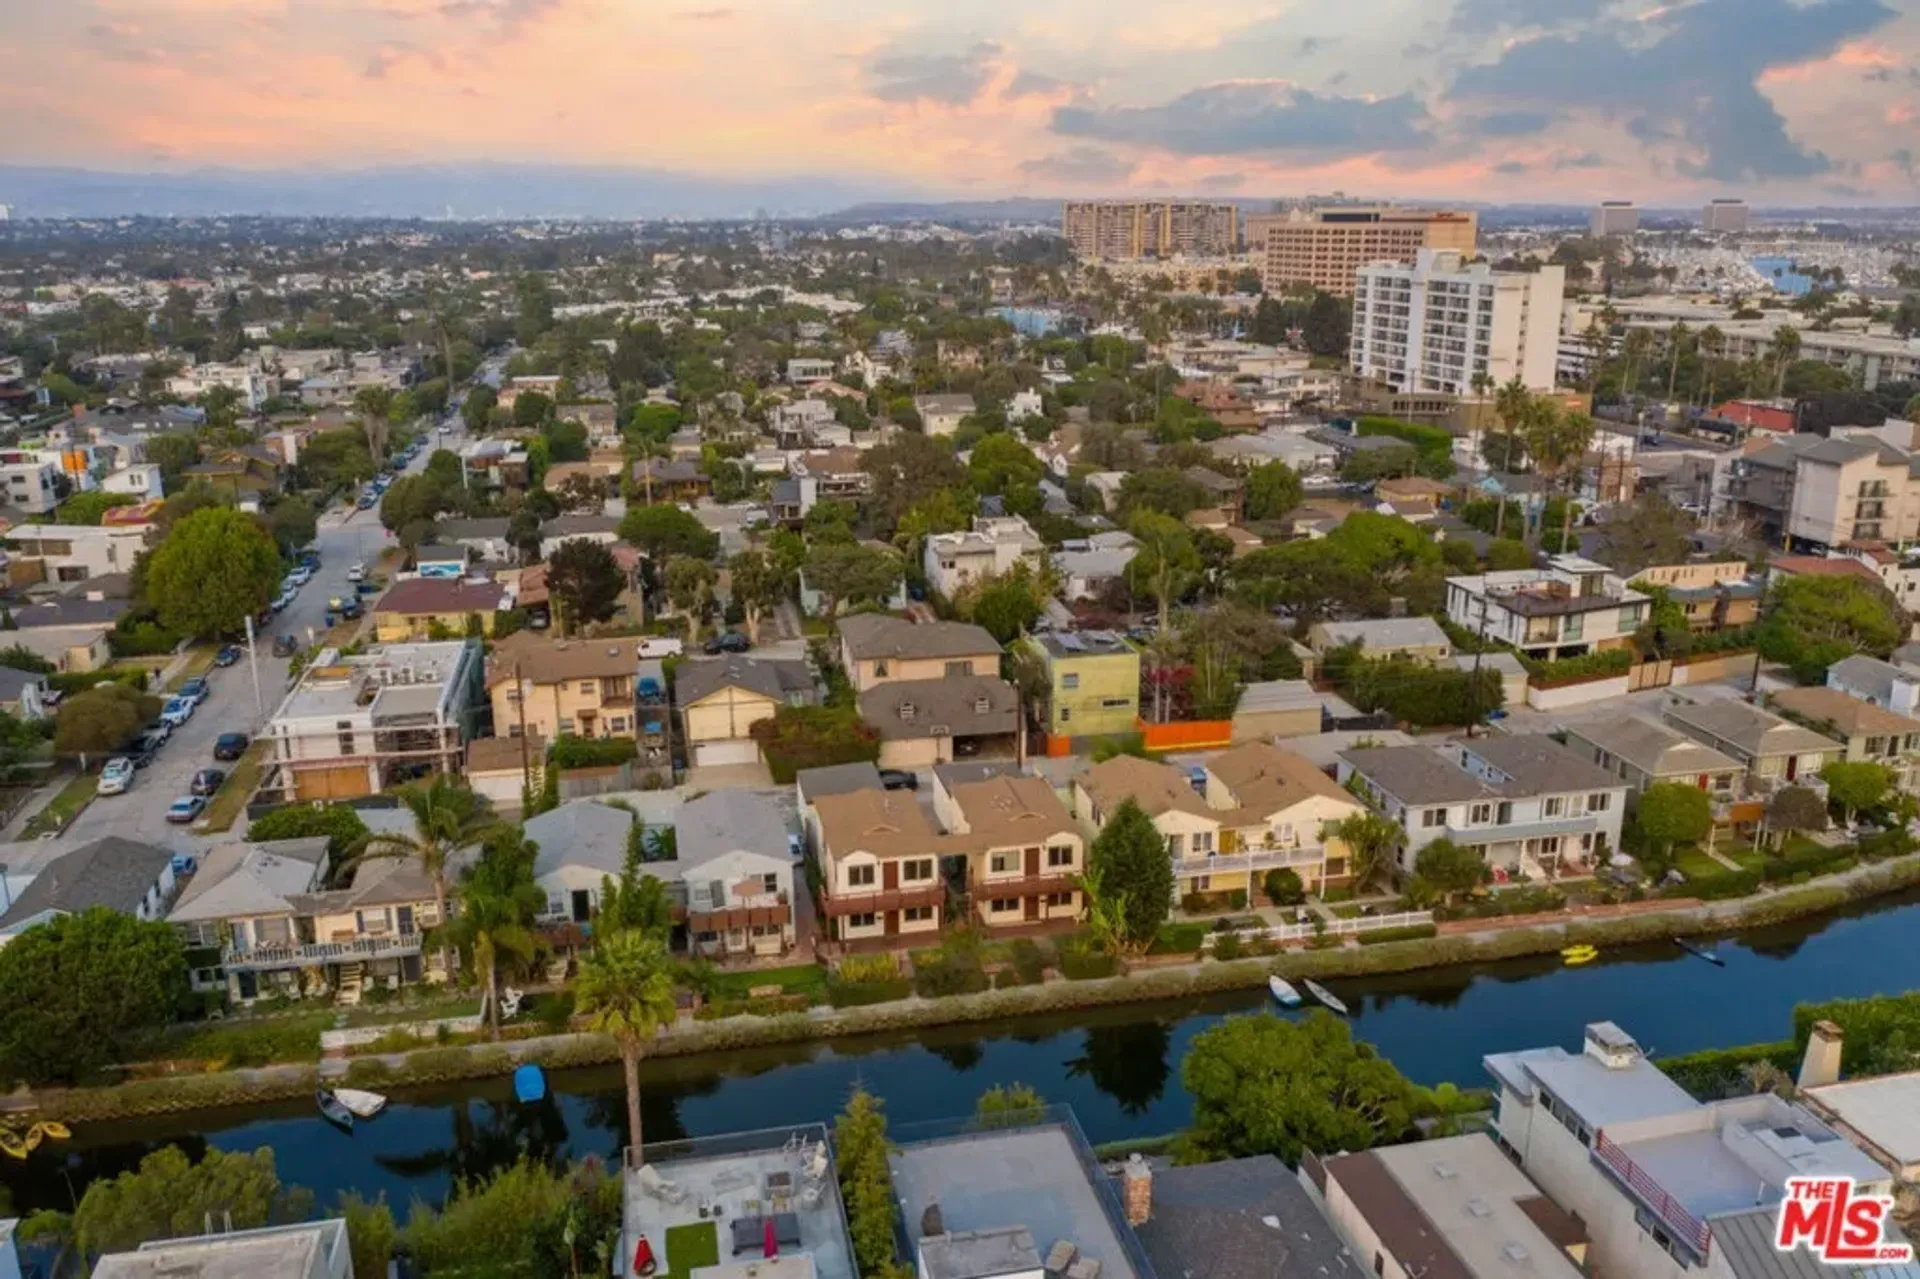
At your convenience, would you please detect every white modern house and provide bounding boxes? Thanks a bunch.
[1337,736,1627,878]
[923,515,1045,598]
[1445,556,1651,663]
[673,790,796,960]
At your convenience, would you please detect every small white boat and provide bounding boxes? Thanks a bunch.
[1303,979,1349,1016]
[331,1087,388,1119]
[1268,976,1303,1008]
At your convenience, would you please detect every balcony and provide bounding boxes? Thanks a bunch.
[820,883,944,918]
[223,932,423,971]
[1593,1131,1712,1260]
[1178,845,1324,876]
[971,870,1080,899]
[687,890,791,932]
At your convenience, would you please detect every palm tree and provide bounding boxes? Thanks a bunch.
[1491,378,1533,538]
[1619,329,1655,404]
[1768,326,1802,396]
[437,831,545,1040]
[1665,322,1691,402]
[1697,325,1725,408]
[1326,812,1405,895]
[349,775,500,982]
[1552,413,1597,553]
[576,929,678,1162]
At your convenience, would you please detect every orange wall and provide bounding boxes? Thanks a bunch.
[1136,719,1234,751]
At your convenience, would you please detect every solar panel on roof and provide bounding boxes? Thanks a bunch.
[1057,633,1085,651]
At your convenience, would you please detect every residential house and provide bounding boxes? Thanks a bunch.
[673,791,796,959]
[0,665,50,720]
[435,517,518,565]
[257,641,483,804]
[3,521,154,584]
[372,577,509,641]
[1130,1157,1355,1279]
[676,655,817,769]
[1204,741,1368,894]
[1562,715,1746,805]
[1827,653,1920,715]
[811,788,953,946]
[1662,696,1843,787]
[1445,556,1651,662]
[631,457,712,505]
[1770,686,1920,794]
[1310,1133,1587,1279]
[913,393,975,437]
[1483,1021,1901,1279]
[798,544,908,617]
[280,852,465,1001]
[922,516,1045,599]
[0,453,61,516]
[1628,562,1764,631]
[1307,616,1453,665]
[858,675,1020,768]
[184,445,284,502]
[946,774,1084,930]
[0,837,178,942]
[1021,630,1140,739]
[1073,755,1226,899]
[537,513,622,560]
[1373,475,1455,512]
[560,402,621,449]
[525,799,634,929]
[466,733,536,811]
[790,448,871,504]
[91,1219,355,1279]
[101,463,164,500]
[837,615,1001,693]
[488,633,648,742]
[496,374,562,411]
[167,837,330,1002]
[786,358,836,385]
[1229,679,1324,742]
[459,438,531,494]
[1337,736,1627,878]
[6,596,123,672]
[1052,532,1137,603]
[1183,466,1244,520]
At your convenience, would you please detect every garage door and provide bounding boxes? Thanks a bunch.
[694,739,761,768]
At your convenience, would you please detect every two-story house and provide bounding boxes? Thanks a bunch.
[489,634,647,742]
[1562,715,1747,807]
[812,788,956,947]
[372,577,509,642]
[676,655,817,770]
[1661,696,1843,787]
[525,799,635,933]
[284,853,463,1003]
[944,773,1084,931]
[167,836,330,1002]
[1305,617,1453,667]
[0,836,178,943]
[1445,556,1651,662]
[913,393,975,437]
[838,615,1001,691]
[631,457,712,505]
[435,517,519,566]
[1203,741,1368,894]
[922,516,1045,599]
[673,791,796,959]
[1021,630,1141,740]
[3,522,155,585]
[1628,562,1764,632]
[1337,736,1627,879]
[1073,754,1226,899]
[1769,686,1920,794]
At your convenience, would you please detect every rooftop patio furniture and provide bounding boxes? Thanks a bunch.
[636,1164,688,1204]
[1044,1241,1077,1274]
[1066,1258,1100,1279]
[730,1213,802,1256]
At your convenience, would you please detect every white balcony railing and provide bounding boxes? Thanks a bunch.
[223,933,423,971]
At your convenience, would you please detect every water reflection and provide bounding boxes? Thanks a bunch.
[377,1093,571,1189]
[1067,1020,1172,1116]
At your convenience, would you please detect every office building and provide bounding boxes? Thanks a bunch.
[1701,199,1749,233]
[1061,201,1237,260]
[1257,206,1478,297]
[1590,201,1638,236]
[1350,249,1566,395]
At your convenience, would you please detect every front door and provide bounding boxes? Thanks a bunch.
[883,862,898,891]
[396,905,415,936]
[236,970,258,1000]
[571,889,593,922]
[1025,895,1039,922]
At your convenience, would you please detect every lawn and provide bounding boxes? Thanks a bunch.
[1672,846,1729,880]
[22,771,99,837]
[161,1010,336,1067]
[1148,922,1208,955]
[344,992,484,1028]
[663,1221,720,1279]
[198,741,266,834]
[708,963,828,1002]
[163,646,220,693]
[1716,843,1766,872]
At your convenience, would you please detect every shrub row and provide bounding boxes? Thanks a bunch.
[1656,1041,1799,1101]
[826,978,913,1008]
[1522,648,1635,686]
[1358,923,1440,945]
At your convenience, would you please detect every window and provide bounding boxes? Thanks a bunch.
[1468,802,1492,824]
[1192,831,1214,854]
[1544,796,1565,818]
[875,660,889,677]
[1587,792,1611,812]
[847,864,875,888]
[945,660,974,677]
[609,717,627,733]
[1059,707,1072,723]
[558,717,575,734]
[1061,673,1080,690]
[1045,892,1073,907]
[1047,845,1074,868]
[578,679,598,697]
[903,906,933,923]
[336,720,355,756]
[1422,807,1447,829]
[1101,696,1132,709]
[762,873,779,894]
[1191,875,1210,892]
[848,913,877,929]
[1496,802,1513,825]
[989,898,1019,915]
[902,859,933,883]
[990,851,1017,874]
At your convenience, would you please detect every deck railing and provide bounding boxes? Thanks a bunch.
[1593,1130,1712,1258]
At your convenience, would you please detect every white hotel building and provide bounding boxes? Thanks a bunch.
[1350,249,1566,395]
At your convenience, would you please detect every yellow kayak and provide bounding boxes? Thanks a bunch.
[1561,944,1598,966]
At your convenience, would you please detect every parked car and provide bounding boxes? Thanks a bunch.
[214,644,243,667]
[356,494,376,510]
[141,720,172,746]
[160,696,195,728]
[166,795,207,825]
[290,566,314,587]
[190,768,227,797]
[347,563,366,583]
[704,632,751,655]
[879,769,919,791]
[98,757,135,796]
[179,677,210,706]
[272,634,300,657]
[213,733,250,761]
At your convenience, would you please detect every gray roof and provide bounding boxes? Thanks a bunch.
[675,790,790,868]
[0,836,174,929]
[540,513,621,537]
[838,614,1000,661]
[524,801,634,879]
[1312,616,1451,652]
[1664,697,1841,760]
[168,838,327,923]
[0,665,47,701]
[1342,736,1620,806]
[1565,714,1742,778]
[1130,1155,1359,1279]
[1830,654,1911,705]
[11,597,128,629]
[1483,1043,1696,1131]
[1709,1205,1920,1278]
[914,393,975,412]
[1232,679,1324,716]
[933,760,1022,790]
[1468,734,1628,794]
[858,675,1019,740]
[675,656,815,707]
[414,543,468,564]
[436,517,513,542]
[795,761,883,799]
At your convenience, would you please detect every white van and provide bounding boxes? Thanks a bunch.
[638,637,685,659]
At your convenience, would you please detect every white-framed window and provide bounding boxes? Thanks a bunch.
[1061,673,1080,690]
[1587,792,1612,812]
[578,679,598,697]
[1045,892,1073,908]
[903,906,933,923]
[990,851,1017,874]
[1469,802,1493,824]
[847,864,875,888]
[989,898,1019,915]
[1192,875,1211,892]
[1544,796,1566,818]
[1047,845,1074,867]
[1422,807,1447,829]
[902,859,933,883]
[847,913,876,929]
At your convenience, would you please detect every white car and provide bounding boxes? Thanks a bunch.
[275,589,296,611]
[98,757,135,796]
[160,696,195,728]
[347,563,366,583]
[290,566,314,586]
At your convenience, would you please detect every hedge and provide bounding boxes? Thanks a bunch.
[1523,648,1635,686]
[550,735,638,769]
[1358,923,1440,945]
[825,977,913,1008]
[50,668,149,695]
[1656,1041,1798,1100]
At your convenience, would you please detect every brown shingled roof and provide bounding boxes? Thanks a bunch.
[1207,741,1357,816]
[486,633,645,688]
[1078,754,1216,821]
[813,788,978,859]
[374,576,507,615]
[947,775,1077,846]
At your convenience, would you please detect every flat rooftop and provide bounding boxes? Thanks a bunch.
[888,1118,1145,1279]
[623,1127,855,1279]
[1483,1044,1698,1130]
[275,641,470,721]
[92,1221,344,1279]
[1803,1072,1920,1172]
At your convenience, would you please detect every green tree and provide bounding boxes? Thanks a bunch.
[0,908,188,1085]
[1328,811,1404,894]
[266,496,318,557]
[247,803,369,860]
[348,776,499,980]
[462,384,498,432]
[1484,538,1533,571]
[1638,782,1714,859]
[1124,511,1200,633]
[1757,576,1903,684]
[727,550,784,646]
[861,432,966,534]
[618,505,719,561]
[970,574,1043,644]
[1411,838,1487,904]
[1087,799,1175,953]
[665,558,717,640]
[597,832,674,941]
[1768,785,1829,841]
[834,1089,899,1279]
[1819,760,1897,826]
[144,506,283,639]
[1118,467,1207,519]
[546,539,625,635]
[438,828,545,1039]
[576,930,678,1161]
[803,541,902,619]
[338,1193,397,1279]
[1242,461,1304,522]
[1180,1012,1419,1164]
[968,433,1045,494]
[73,1146,311,1260]
[1594,493,1698,575]
[976,1082,1045,1128]
[54,683,160,766]
[57,491,136,526]
[1301,292,1351,357]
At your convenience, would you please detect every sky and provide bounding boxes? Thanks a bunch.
[3,0,1919,205]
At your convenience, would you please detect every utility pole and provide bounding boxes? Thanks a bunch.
[243,613,265,722]
[1464,596,1490,737]
[515,659,534,802]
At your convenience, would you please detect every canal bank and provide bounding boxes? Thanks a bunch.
[4,878,1919,1220]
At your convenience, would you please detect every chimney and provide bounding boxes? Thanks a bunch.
[1122,1154,1152,1226]
[1798,1020,1844,1090]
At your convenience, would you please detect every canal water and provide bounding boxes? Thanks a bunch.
[6,888,1917,1217]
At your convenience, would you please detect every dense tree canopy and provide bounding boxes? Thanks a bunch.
[1758,576,1903,684]
[1088,798,1176,951]
[144,506,283,638]
[0,909,189,1085]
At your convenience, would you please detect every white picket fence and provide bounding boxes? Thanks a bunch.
[1201,909,1434,951]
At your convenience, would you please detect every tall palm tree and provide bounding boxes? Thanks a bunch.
[1553,413,1597,552]
[1697,325,1725,408]
[1620,329,1655,404]
[1768,326,1802,396]
[576,930,678,1163]
[1491,378,1533,538]
[437,830,545,1040]
[349,775,500,981]
[1665,322,1691,402]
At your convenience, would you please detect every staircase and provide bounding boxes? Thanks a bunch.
[335,963,366,1007]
